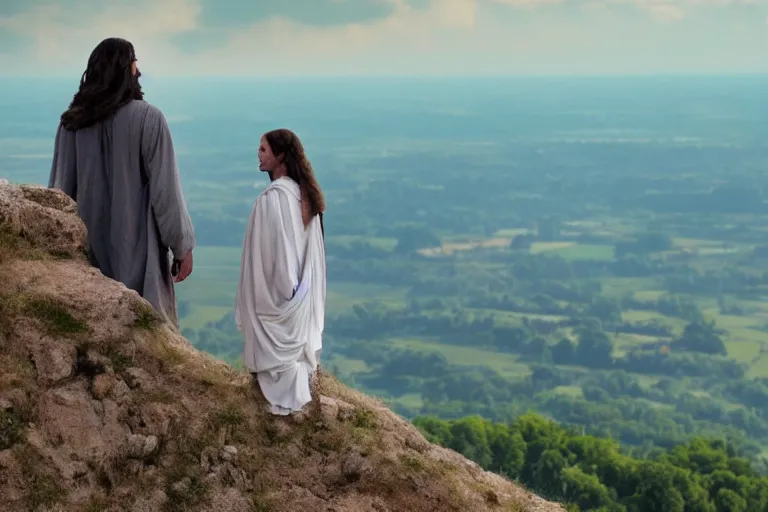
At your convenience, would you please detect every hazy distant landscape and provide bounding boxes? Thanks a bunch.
[4,75,768,510]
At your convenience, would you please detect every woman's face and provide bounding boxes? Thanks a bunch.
[258,135,279,172]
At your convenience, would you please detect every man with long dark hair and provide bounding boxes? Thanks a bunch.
[48,38,196,328]
[235,129,326,415]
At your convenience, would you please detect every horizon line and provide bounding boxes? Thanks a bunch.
[1,72,768,80]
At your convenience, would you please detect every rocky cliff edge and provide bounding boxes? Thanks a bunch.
[0,182,565,512]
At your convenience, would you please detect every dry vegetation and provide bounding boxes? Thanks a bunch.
[0,183,564,512]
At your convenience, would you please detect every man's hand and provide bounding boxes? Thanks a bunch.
[173,251,193,283]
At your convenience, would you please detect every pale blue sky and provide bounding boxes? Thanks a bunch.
[0,0,766,76]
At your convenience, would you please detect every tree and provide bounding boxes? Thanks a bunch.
[392,225,441,254]
[627,461,685,512]
[714,488,747,512]
[574,325,614,368]
[510,233,535,251]
[676,322,727,356]
[552,337,576,364]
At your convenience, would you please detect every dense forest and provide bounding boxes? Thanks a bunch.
[415,413,768,512]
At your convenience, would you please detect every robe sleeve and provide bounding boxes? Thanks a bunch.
[256,188,300,304]
[48,122,77,199]
[140,106,196,260]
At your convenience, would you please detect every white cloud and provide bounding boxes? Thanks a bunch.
[644,2,686,20]
[183,0,481,75]
[0,0,202,73]
[0,0,765,75]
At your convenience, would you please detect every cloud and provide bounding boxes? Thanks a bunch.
[0,0,481,74]
[645,2,686,20]
[0,0,202,72]
[0,0,765,75]
[180,0,482,74]
[192,0,401,29]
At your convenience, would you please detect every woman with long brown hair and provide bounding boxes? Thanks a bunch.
[235,128,327,415]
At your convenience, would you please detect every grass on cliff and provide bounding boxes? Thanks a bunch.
[0,268,549,512]
[0,407,25,450]
[17,444,67,510]
[24,297,88,335]
[0,292,88,339]
[1,318,543,512]
[0,225,58,264]
[132,302,160,330]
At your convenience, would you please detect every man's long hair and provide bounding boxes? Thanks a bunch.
[264,129,326,221]
[60,38,144,131]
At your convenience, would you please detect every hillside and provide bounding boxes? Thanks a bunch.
[0,182,564,512]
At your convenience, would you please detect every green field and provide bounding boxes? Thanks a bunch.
[550,243,615,261]
[390,337,531,378]
[329,235,398,251]
[178,245,409,330]
[167,132,768,469]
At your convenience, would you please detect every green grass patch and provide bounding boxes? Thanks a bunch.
[634,375,662,389]
[724,340,761,364]
[326,355,371,374]
[632,290,667,301]
[329,235,397,251]
[530,241,577,254]
[393,393,424,410]
[180,305,231,330]
[132,302,159,330]
[389,337,531,378]
[24,297,87,336]
[600,277,660,297]
[550,385,584,399]
[550,244,615,261]
[175,246,243,308]
[751,358,768,379]
[612,332,666,357]
[621,310,688,333]
[213,406,244,428]
[326,283,408,315]
[704,309,764,330]
[465,308,568,326]
[494,228,531,238]
[103,346,133,373]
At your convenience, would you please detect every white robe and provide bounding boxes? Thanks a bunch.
[235,177,326,415]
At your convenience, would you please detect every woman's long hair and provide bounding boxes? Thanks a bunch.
[60,38,144,131]
[264,129,326,222]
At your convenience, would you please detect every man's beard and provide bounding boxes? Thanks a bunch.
[260,165,275,181]
[132,69,144,99]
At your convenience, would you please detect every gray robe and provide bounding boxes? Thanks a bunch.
[48,99,196,328]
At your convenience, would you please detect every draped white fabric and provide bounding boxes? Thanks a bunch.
[235,177,326,415]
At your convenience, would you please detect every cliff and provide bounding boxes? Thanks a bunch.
[0,182,565,512]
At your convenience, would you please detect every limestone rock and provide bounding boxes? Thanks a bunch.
[91,374,116,400]
[28,340,75,386]
[0,182,86,258]
[126,434,159,460]
[123,367,154,390]
[221,444,238,462]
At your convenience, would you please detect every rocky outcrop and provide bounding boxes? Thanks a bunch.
[0,182,565,512]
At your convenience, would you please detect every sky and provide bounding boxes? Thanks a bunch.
[0,0,766,76]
